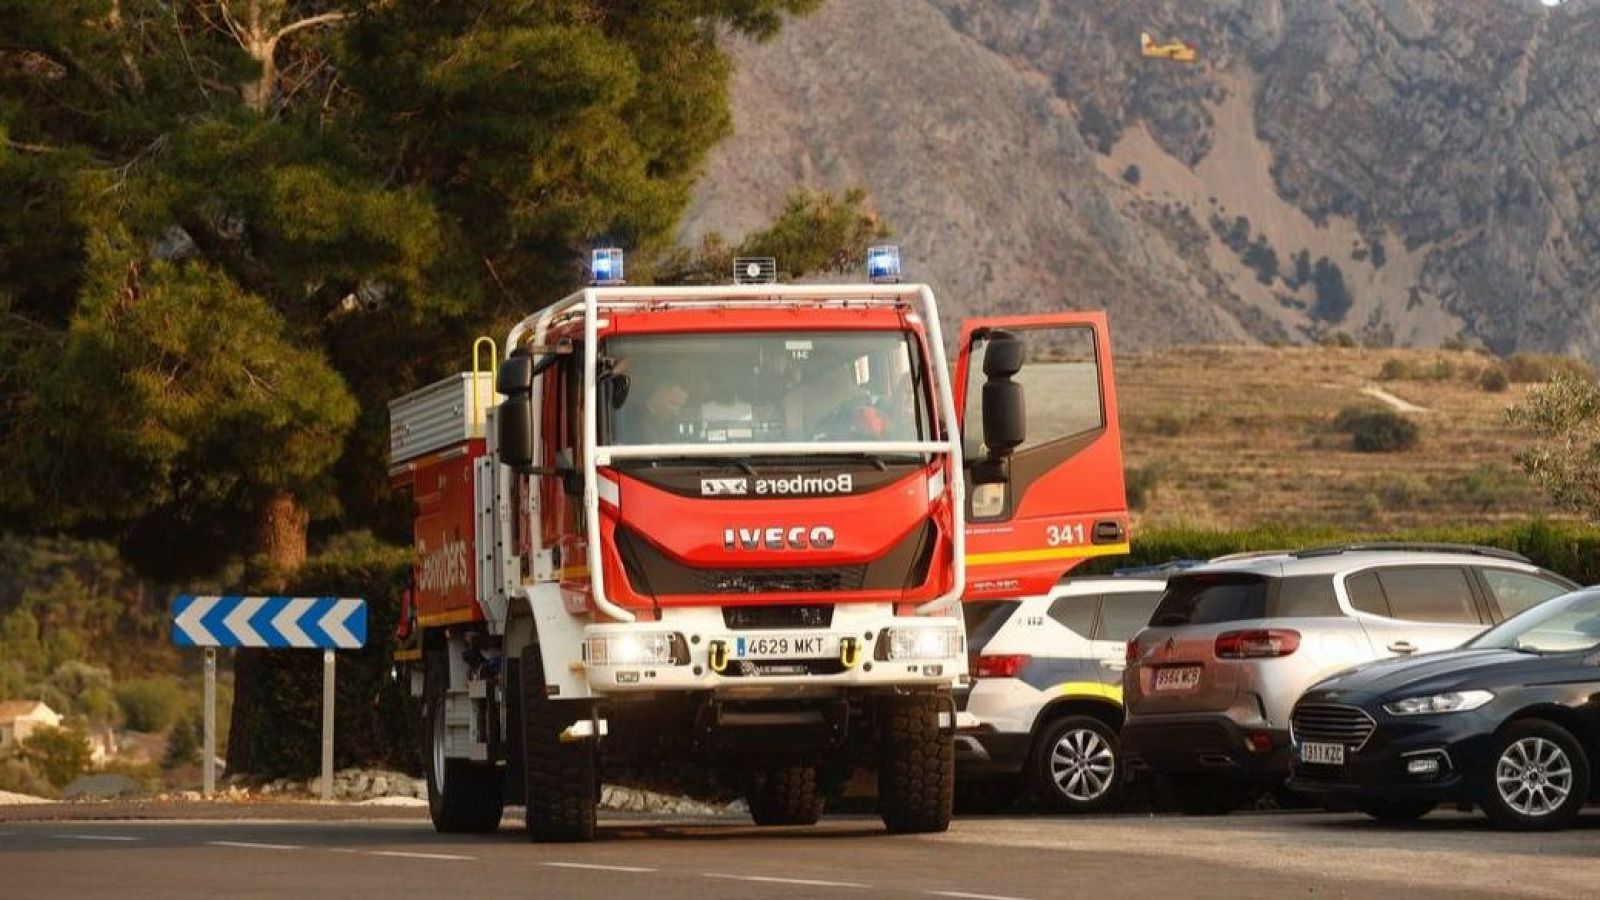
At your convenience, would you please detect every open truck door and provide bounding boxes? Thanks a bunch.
[954,312,1129,600]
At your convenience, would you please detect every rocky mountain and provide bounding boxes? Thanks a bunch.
[682,0,1600,357]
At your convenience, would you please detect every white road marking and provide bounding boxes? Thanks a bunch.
[206,841,301,851]
[361,850,476,861]
[544,862,658,873]
[51,834,141,842]
[704,873,869,889]
[929,891,1037,900]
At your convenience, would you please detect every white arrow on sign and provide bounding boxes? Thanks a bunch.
[174,596,215,645]
[271,597,315,647]
[322,598,364,649]
[222,597,264,647]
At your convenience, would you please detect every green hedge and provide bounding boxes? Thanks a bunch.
[1081,520,1600,584]
[224,536,421,778]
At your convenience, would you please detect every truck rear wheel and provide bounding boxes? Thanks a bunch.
[748,765,824,826]
[878,691,954,834]
[519,644,598,842]
[424,653,505,833]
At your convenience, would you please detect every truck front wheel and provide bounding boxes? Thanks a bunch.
[519,644,598,842]
[423,653,505,833]
[748,765,825,826]
[878,691,954,834]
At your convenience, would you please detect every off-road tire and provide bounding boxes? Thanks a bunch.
[878,691,954,834]
[1357,798,1436,823]
[1481,719,1590,831]
[1030,715,1123,814]
[520,644,598,842]
[423,653,505,833]
[748,765,825,826]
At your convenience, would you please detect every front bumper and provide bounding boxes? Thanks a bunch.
[1287,707,1495,804]
[579,608,966,694]
[1122,713,1291,783]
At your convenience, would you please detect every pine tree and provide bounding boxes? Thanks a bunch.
[0,0,820,772]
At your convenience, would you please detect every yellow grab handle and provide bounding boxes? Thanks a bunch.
[708,640,729,674]
[470,336,498,438]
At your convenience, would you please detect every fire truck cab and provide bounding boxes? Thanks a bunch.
[388,248,1128,841]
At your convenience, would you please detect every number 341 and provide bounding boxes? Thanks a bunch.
[1046,523,1086,547]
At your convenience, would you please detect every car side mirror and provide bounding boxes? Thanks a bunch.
[497,354,535,470]
[973,330,1026,485]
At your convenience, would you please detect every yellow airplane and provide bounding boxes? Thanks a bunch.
[1141,31,1197,63]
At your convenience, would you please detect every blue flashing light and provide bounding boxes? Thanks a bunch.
[591,248,625,285]
[867,245,901,283]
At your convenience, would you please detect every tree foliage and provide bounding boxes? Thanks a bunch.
[0,0,821,580]
[1508,371,1600,517]
[656,188,889,284]
[20,725,93,788]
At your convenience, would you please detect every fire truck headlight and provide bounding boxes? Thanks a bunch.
[585,631,686,666]
[882,626,962,661]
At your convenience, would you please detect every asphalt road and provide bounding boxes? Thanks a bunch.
[2,806,1597,900]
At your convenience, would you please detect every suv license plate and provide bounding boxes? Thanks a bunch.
[734,634,839,660]
[1300,742,1345,766]
[1153,665,1201,691]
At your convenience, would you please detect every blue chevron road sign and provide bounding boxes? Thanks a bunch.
[171,596,367,649]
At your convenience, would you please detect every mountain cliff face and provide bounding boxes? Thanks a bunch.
[682,0,1600,356]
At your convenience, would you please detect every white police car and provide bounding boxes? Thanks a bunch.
[957,575,1167,813]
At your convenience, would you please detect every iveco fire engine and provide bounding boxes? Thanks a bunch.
[387,247,1129,840]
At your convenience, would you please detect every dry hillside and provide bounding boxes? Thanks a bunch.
[686,0,1600,359]
[1116,345,1568,531]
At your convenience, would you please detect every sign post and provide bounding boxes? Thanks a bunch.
[171,595,367,802]
[203,647,216,797]
[321,649,335,802]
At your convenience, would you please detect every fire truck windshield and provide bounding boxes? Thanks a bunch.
[601,331,930,447]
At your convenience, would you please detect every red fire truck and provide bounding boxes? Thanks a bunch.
[388,248,1128,840]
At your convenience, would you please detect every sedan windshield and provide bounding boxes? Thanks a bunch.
[601,331,930,447]
[1468,588,1600,654]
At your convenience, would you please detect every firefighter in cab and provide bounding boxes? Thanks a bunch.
[1141,31,1197,63]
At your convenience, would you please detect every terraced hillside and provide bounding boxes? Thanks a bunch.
[1115,346,1572,531]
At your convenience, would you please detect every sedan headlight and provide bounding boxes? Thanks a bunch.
[882,626,963,661]
[584,631,687,666]
[1382,690,1494,716]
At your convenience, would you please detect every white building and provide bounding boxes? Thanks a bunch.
[0,700,64,752]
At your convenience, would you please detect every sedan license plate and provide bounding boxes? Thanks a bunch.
[734,634,839,660]
[1153,665,1201,692]
[1300,741,1345,766]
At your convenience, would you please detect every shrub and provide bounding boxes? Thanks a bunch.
[163,713,203,769]
[1126,464,1164,511]
[1479,366,1510,393]
[116,677,184,733]
[1334,406,1419,452]
[20,725,92,788]
[1503,352,1594,384]
[1122,164,1141,185]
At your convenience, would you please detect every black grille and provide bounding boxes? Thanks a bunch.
[1291,703,1377,751]
[722,605,835,630]
[690,565,867,595]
